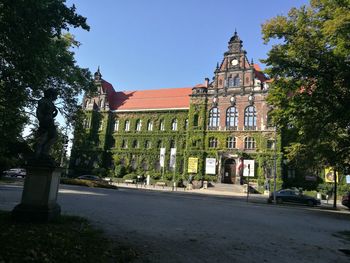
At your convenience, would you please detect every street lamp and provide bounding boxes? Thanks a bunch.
[273,125,277,204]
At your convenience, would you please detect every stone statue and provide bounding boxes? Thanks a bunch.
[34,88,58,160]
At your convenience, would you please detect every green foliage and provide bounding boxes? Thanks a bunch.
[60,178,117,189]
[262,0,350,172]
[0,211,138,262]
[0,0,95,171]
[122,173,137,180]
[114,165,127,178]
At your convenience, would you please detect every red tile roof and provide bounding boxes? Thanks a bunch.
[253,64,269,82]
[101,81,192,111]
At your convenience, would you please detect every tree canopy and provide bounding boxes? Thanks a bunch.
[0,0,96,169]
[262,0,350,170]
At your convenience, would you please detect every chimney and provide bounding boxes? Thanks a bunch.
[205,78,209,88]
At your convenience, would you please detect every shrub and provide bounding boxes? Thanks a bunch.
[115,165,127,178]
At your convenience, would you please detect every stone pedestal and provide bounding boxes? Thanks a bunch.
[12,164,62,222]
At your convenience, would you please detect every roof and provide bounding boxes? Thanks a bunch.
[101,81,193,111]
[253,64,269,82]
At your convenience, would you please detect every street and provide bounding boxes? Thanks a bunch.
[1,184,350,263]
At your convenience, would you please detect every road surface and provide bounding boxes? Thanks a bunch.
[1,184,349,263]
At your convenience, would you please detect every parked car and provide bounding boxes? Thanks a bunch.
[341,192,350,209]
[3,168,26,178]
[268,189,321,206]
[77,175,103,181]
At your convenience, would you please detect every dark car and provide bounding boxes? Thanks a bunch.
[3,168,26,178]
[268,189,321,206]
[342,193,350,209]
[77,175,103,181]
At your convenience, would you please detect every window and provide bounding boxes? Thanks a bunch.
[228,77,234,87]
[244,106,256,130]
[132,140,139,148]
[147,120,153,131]
[184,119,188,130]
[209,107,220,129]
[171,119,178,131]
[84,117,91,129]
[267,111,273,127]
[99,120,103,131]
[157,140,163,148]
[114,119,119,132]
[193,114,199,126]
[170,140,176,148]
[226,107,238,130]
[145,140,151,149]
[244,137,255,149]
[227,137,236,149]
[121,139,128,149]
[267,140,275,149]
[209,137,218,148]
[160,120,165,131]
[234,76,240,86]
[136,119,142,131]
[125,120,130,131]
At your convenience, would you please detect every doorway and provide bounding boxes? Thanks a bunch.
[223,159,236,184]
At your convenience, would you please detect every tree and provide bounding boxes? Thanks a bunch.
[262,0,350,204]
[0,0,96,171]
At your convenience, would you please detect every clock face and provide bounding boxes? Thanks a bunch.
[231,59,238,66]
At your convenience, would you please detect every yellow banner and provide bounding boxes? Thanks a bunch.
[324,167,339,183]
[188,157,198,173]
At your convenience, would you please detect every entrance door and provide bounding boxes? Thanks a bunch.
[223,159,236,184]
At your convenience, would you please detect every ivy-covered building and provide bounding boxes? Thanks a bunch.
[70,31,281,185]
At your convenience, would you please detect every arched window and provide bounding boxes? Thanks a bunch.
[132,140,139,148]
[136,119,142,131]
[145,140,151,149]
[244,137,255,149]
[171,119,178,131]
[184,119,188,130]
[227,137,236,149]
[209,137,218,148]
[226,107,238,130]
[147,120,153,131]
[121,139,128,149]
[209,107,220,129]
[159,120,165,131]
[125,120,130,131]
[234,76,240,86]
[228,77,234,87]
[157,140,163,148]
[114,119,119,132]
[266,111,273,128]
[244,106,256,130]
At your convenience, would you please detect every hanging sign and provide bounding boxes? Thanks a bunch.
[188,157,198,173]
[324,167,339,183]
[159,148,166,168]
[169,148,176,168]
[205,158,216,175]
[243,159,255,177]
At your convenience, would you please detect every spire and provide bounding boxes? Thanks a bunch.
[94,66,102,81]
[227,29,243,53]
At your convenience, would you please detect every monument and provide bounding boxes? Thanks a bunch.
[12,88,62,222]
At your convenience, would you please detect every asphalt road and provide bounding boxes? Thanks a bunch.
[1,184,350,263]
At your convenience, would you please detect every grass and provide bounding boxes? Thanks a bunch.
[0,211,139,263]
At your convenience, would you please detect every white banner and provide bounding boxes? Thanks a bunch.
[205,158,216,175]
[169,148,176,168]
[160,148,166,168]
[243,159,255,177]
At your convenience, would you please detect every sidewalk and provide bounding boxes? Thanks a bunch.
[112,182,349,211]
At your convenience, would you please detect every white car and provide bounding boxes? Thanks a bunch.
[3,168,26,178]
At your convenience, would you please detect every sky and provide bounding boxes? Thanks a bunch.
[66,0,310,91]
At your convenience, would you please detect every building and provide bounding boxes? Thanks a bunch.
[70,31,281,186]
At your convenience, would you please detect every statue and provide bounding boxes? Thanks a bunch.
[34,88,58,161]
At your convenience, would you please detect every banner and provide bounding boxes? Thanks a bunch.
[169,148,176,168]
[205,158,216,175]
[159,148,166,168]
[324,167,339,183]
[243,159,255,177]
[188,157,198,173]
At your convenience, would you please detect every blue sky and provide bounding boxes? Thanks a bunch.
[67,0,309,91]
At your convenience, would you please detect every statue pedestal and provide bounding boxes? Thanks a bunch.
[12,164,62,222]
